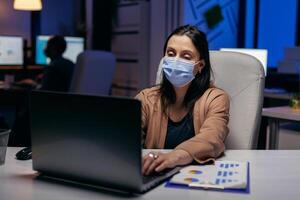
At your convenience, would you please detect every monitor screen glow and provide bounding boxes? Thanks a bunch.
[220,48,268,76]
[0,36,23,65]
[35,36,84,65]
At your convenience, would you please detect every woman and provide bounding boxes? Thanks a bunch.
[136,25,230,175]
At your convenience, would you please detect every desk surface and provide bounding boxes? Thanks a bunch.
[262,106,300,121]
[1,148,300,200]
[0,65,44,70]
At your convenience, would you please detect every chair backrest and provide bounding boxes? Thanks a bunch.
[155,51,265,149]
[210,51,265,149]
[70,50,116,96]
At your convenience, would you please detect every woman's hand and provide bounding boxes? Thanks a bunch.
[142,149,193,175]
[17,79,37,86]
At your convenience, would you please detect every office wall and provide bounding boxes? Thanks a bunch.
[110,0,183,96]
[40,0,78,36]
[258,0,298,68]
[85,0,93,49]
[244,0,256,48]
[0,0,80,45]
[0,0,31,40]
[111,1,149,96]
[184,0,240,49]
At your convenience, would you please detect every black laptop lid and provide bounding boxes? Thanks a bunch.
[30,91,142,192]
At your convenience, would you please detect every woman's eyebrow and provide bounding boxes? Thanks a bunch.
[166,47,175,51]
[181,49,194,54]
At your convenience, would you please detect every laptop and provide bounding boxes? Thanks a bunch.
[30,91,180,193]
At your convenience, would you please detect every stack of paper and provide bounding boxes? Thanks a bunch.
[169,161,248,190]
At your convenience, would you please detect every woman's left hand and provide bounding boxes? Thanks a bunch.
[142,149,193,175]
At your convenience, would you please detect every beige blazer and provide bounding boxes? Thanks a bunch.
[135,86,230,163]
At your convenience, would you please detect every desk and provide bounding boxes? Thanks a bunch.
[1,148,300,200]
[0,65,43,71]
[0,65,43,86]
[262,106,300,149]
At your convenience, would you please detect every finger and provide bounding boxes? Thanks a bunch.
[143,153,158,175]
[142,154,148,164]
[142,153,154,170]
[142,156,153,175]
[155,161,169,172]
[145,157,163,175]
[142,152,163,175]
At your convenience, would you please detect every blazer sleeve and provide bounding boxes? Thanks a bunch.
[175,91,230,163]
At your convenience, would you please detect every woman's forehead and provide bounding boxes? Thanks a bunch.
[167,35,199,54]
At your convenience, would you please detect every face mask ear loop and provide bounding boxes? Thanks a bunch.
[196,59,206,70]
[193,61,200,74]
[194,61,200,66]
[194,58,205,66]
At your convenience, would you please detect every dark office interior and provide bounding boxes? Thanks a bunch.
[1,0,300,148]
[1,0,300,199]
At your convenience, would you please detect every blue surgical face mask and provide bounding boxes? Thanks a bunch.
[162,56,197,87]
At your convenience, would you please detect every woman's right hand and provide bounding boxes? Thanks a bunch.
[142,150,193,175]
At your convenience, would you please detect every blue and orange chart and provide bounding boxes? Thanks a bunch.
[167,161,249,192]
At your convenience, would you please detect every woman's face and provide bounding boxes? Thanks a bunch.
[165,35,205,75]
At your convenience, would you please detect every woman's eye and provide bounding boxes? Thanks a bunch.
[167,51,175,57]
[180,52,192,60]
[183,55,192,60]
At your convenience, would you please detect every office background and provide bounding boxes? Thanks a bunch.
[1,0,300,149]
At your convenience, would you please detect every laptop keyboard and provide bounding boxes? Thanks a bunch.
[142,168,175,184]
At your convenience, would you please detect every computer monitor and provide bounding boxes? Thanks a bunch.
[35,35,84,65]
[220,48,268,76]
[0,36,23,65]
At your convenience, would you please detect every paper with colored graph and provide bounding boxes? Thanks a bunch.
[169,161,248,189]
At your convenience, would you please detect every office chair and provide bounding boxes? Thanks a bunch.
[70,50,116,96]
[155,51,265,149]
[209,51,265,149]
